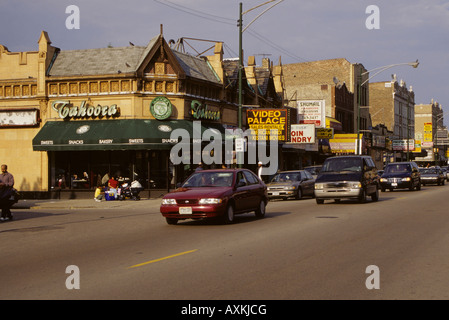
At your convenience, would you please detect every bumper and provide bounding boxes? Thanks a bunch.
[380,181,412,190]
[421,178,439,185]
[314,188,361,199]
[267,190,296,199]
[160,203,227,219]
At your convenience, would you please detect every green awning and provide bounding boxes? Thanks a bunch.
[32,119,225,151]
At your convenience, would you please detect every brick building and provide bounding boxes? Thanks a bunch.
[369,75,415,161]
[283,58,370,134]
[414,99,446,165]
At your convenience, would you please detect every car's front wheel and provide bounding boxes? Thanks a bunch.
[166,218,178,225]
[371,187,379,201]
[223,204,235,224]
[255,200,266,218]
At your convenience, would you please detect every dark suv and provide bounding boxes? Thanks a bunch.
[314,155,379,204]
[380,161,421,191]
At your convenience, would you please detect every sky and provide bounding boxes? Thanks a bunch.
[1,0,448,125]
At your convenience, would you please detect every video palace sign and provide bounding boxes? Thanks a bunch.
[51,100,119,119]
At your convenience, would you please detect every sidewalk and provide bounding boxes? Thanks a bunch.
[12,197,162,210]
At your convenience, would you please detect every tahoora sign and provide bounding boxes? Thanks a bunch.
[289,124,315,143]
[297,100,325,128]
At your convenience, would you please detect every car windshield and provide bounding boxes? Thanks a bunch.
[420,168,438,174]
[182,172,234,188]
[305,167,320,175]
[321,158,362,172]
[384,164,411,173]
[271,172,301,182]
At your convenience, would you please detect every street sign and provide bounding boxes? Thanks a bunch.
[316,128,334,139]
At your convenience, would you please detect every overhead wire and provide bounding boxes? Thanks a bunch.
[153,0,316,64]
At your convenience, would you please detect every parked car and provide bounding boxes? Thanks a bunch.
[441,167,449,181]
[266,170,315,200]
[419,167,445,186]
[314,155,379,204]
[160,169,268,225]
[379,161,421,191]
[304,165,322,179]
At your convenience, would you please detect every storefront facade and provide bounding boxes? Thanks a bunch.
[1,31,248,198]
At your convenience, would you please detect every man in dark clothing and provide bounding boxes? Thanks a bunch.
[0,164,15,221]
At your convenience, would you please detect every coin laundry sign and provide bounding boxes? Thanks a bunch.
[52,100,119,119]
[290,124,315,143]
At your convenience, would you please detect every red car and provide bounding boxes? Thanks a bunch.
[160,169,268,225]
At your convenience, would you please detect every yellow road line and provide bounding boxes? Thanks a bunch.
[127,249,198,269]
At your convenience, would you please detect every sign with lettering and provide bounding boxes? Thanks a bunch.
[297,100,325,128]
[0,109,39,127]
[290,124,315,143]
[316,128,334,139]
[191,100,221,121]
[246,109,288,141]
[52,100,119,119]
[393,139,415,151]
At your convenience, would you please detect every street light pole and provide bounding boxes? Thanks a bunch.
[237,1,284,167]
[356,60,419,155]
[238,2,243,130]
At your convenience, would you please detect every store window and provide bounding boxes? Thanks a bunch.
[49,150,172,191]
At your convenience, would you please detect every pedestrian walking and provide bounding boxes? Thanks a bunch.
[0,164,15,221]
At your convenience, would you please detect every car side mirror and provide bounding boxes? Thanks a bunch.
[236,180,246,188]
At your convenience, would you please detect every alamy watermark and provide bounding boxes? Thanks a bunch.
[169,121,279,175]
[65,5,80,30]
[365,265,380,290]
[365,5,380,30]
[65,265,80,290]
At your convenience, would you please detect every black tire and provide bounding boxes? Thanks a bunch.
[358,188,366,203]
[223,204,235,224]
[316,198,324,204]
[295,188,302,200]
[255,200,266,218]
[371,187,379,202]
[166,218,178,225]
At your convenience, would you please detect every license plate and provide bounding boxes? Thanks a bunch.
[271,192,279,196]
[391,183,397,186]
[179,207,192,214]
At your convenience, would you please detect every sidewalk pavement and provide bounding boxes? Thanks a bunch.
[12,197,162,210]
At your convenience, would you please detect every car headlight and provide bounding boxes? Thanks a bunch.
[284,186,296,190]
[350,182,362,189]
[162,199,176,205]
[380,178,387,182]
[314,183,324,190]
[199,198,223,204]
[402,177,411,182]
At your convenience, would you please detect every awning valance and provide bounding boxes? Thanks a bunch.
[32,119,225,151]
[326,117,342,131]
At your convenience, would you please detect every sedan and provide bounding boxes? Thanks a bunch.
[160,169,268,225]
[266,170,315,200]
[419,167,445,186]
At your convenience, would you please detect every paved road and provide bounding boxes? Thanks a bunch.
[1,184,449,300]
